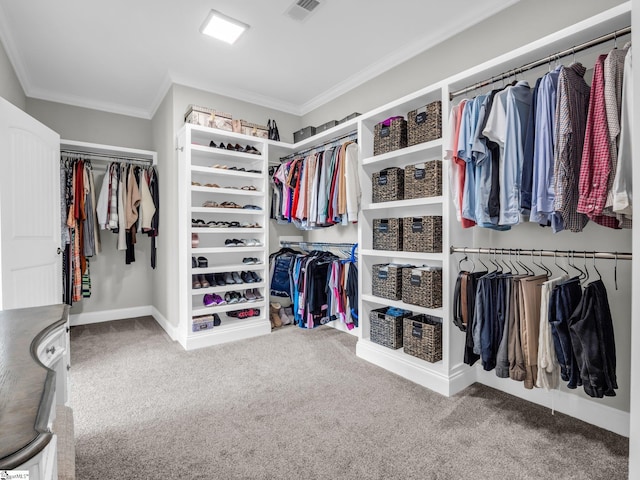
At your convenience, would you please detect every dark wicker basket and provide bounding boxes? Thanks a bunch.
[373,117,408,156]
[373,218,403,251]
[407,101,442,146]
[403,315,443,362]
[370,307,413,349]
[401,267,442,308]
[402,216,442,253]
[372,168,404,203]
[372,264,410,300]
[404,161,442,199]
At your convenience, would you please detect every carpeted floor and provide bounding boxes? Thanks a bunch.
[70,317,628,480]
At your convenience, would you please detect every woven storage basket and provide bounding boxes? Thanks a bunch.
[404,161,442,199]
[407,101,443,146]
[373,218,403,251]
[372,264,410,300]
[401,268,442,308]
[184,105,232,131]
[372,167,404,203]
[402,216,442,253]
[373,117,408,156]
[370,307,413,349]
[403,315,443,362]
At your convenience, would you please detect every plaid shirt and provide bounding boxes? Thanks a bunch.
[577,54,618,229]
[553,63,590,232]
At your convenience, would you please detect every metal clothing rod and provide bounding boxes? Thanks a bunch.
[281,241,357,249]
[61,149,154,166]
[280,130,358,161]
[449,26,631,100]
[450,246,632,261]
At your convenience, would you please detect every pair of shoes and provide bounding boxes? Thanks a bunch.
[270,302,283,328]
[220,201,241,209]
[202,200,219,208]
[240,185,257,191]
[242,257,260,264]
[192,218,206,227]
[242,204,262,210]
[203,293,225,307]
[197,256,208,268]
[223,272,243,284]
[228,308,261,319]
[192,256,197,268]
[243,145,261,155]
[240,238,261,247]
[224,291,246,304]
[240,271,261,283]
[192,274,210,289]
[192,233,199,248]
[240,222,261,228]
[225,239,246,247]
[244,288,263,301]
[279,306,294,325]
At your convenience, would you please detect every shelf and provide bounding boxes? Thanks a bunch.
[186,124,267,146]
[361,140,443,169]
[191,281,266,296]
[191,165,263,179]
[362,197,443,210]
[265,118,359,157]
[362,294,443,317]
[192,299,266,316]
[192,246,265,254]
[191,227,265,234]
[183,317,271,350]
[360,249,444,261]
[190,186,263,197]
[191,207,263,215]
[191,144,263,161]
[192,263,264,274]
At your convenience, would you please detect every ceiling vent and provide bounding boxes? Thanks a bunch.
[285,0,321,22]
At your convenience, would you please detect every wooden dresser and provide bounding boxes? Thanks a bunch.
[0,304,70,479]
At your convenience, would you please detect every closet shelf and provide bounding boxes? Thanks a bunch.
[188,316,267,337]
[360,249,444,261]
[190,166,263,179]
[191,246,265,254]
[192,299,267,316]
[192,264,264,274]
[357,338,445,371]
[191,144,263,161]
[190,186,263,197]
[361,139,443,169]
[362,197,443,211]
[191,227,265,234]
[191,281,266,296]
[191,207,264,215]
[362,294,444,317]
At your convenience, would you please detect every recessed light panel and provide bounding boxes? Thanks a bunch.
[200,10,249,45]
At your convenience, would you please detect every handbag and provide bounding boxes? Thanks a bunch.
[268,119,280,141]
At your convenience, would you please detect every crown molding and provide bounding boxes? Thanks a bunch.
[148,72,174,119]
[0,3,32,98]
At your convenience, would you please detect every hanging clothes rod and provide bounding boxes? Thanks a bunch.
[61,149,154,166]
[449,25,631,100]
[450,246,632,261]
[280,130,358,161]
[280,240,357,249]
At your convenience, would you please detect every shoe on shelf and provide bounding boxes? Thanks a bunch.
[192,275,202,289]
[241,271,253,283]
[199,274,210,288]
[242,204,262,210]
[245,289,256,301]
[209,141,217,148]
[223,272,235,284]
[242,257,254,264]
[213,313,222,326]
[203,294,215,307]
[192,233,199,248]
[252,288,263,300]
[192,256,197,268]
[211,294,225,305]
[197,256,208,268]
[225,238,245,247]
[232,272,243,284]
[249,271,262,283]
[214,273,226,286]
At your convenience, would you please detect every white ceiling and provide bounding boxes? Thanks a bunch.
[0,0,518,119]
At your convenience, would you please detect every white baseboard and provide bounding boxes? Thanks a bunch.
[70,306,153,326]
[151,307,179,341]
[475,368,630,437]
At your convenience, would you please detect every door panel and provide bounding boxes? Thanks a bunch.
[0,97,61,309]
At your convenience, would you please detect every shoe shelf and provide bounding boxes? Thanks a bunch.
[361,197,443,211]
[359,249,444,261]
[191,281,266,296]
[178,123,272,350]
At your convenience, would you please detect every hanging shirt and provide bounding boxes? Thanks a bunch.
[553,63,590,233]
[520,77,542,215]
[612,45,633,216]
[344,142,360,223]
[96,169,110,229]
[530,66,562,227]
[483,87,510,224]
[457,97,481,223]
[445,103,463,222]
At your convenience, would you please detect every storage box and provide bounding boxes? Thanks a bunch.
[316,120,338,133]
[372,263,412,300]
[184,105,233,131]
[372,167,404,203]
[192,315,215,332]
[402,216,442,253]
[407,101,443,146]
[293,126,317,143]
[373,116,408,156]
[370,307,413,349]
[404,161,442,199]
[232,119,269,139]
[373,218,403,251]
[339,112,361,124]
[401,267,442,308]
[403,315,442,362]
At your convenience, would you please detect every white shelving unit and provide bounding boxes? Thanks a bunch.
[176,124,271,350]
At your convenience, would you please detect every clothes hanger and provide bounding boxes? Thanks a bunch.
[580,252,591,285]
[554,250,569,276]
[614,252,619,290]
[475,251,489,272]
[537,250,552,276]
[592,251,603,282]
[516,249,534,275]
[567,250,586,280]
[506,249,520,274]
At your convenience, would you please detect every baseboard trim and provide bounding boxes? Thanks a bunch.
[151,307,179,341]
[69,306,153,326]
[475,369,630,437]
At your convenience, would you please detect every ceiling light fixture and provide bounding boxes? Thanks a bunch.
[200,10,249,45]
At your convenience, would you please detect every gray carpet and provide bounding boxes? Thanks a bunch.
[70,317,628,480]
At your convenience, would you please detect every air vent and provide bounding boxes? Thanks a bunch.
[285,0,321,22]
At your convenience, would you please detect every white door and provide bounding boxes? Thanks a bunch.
[0,97,61,309]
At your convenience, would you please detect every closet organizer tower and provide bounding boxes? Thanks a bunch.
[354,2,632,436]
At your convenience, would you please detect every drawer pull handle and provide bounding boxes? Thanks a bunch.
[67,364,71,371]
[46,346,56,355]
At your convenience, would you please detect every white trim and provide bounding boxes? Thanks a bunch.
[151,307,179,341]
[148,72,174,119]
[60,139,157,164]
[179,319,271,350]
[69,305,153,326]
[476,369,630,437]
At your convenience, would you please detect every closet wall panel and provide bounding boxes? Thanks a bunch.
[300,0,627,127]
[0,37,25,111]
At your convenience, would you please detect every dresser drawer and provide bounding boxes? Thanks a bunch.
[36,326,67,368]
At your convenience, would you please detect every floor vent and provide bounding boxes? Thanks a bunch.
[285,0,321,22]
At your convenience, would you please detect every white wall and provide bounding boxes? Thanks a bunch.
[0,36,25,111]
